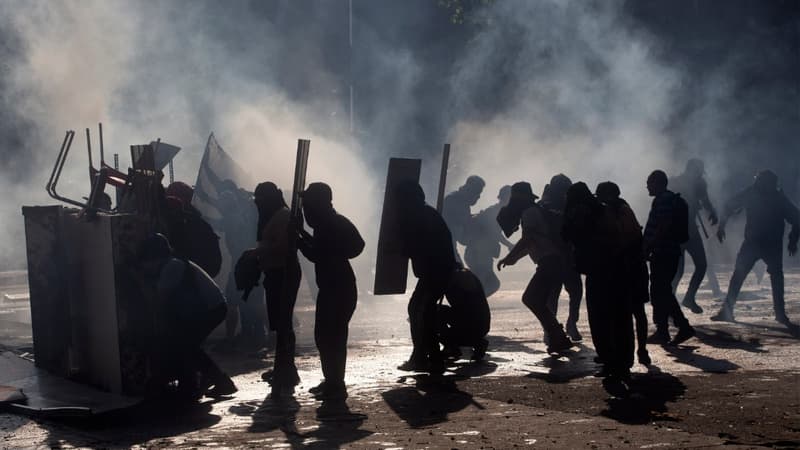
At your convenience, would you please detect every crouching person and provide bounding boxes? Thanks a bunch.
[439,268,491,362]
[139,233,237,400]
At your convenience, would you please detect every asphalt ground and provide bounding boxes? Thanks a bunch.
[1,265,799,448]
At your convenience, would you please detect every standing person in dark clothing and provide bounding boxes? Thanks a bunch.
[497,182,573,354]
[711,170,800,327]
[643,170,695,346]
[669,159,719,313]
[139,234,237,399]
[395,181,456,374]
[562,182,632,380]
[540,174,584,342]
[595,182,651,366]
[462,185,513,297]
[296,182,365,400]
[243,182,301,398]
[443,175,485,264]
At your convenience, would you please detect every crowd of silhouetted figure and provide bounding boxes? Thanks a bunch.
[137,159,799,407]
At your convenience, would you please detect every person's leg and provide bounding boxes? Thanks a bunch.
[712,241,758,321]
[651,252,692,341]
[672,246,687,294]
[266,264,301,391]
[403,278,445,370]
[315,284,357,398]
[193,304,236,395]
[648,257,671,340]
[682,233,707,312]
[761,244,789,324]
[632,303,650,365]
[563,267,583,340]
[584,274,611,365]
[521,257,571,351]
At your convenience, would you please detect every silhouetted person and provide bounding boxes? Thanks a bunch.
[244,182,301,398]
[164,182,222,278]
[139,233,236,399]
[462,185,513,297]
[297,182,365,401]
[643,170,695,345]
[497,182,573,354]
[669,159,719,313]
[540,174,584,342]
[439,268,491,361]
[395,181,456,374]
[214,182,267,349]
[562,182,633,381]
[595,182,650,366]
[443,175,485,264]
[711,170,799,327]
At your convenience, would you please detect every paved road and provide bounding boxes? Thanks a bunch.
[1,266,799,448]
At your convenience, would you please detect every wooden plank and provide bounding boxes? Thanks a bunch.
[373,158,422,295]
[290,139,311,220]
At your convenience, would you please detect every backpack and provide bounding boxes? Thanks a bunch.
[537,204,567,249]
[670,193,690,245]
[183,213,223,278]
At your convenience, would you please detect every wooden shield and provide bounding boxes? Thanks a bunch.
[373,158,422,295]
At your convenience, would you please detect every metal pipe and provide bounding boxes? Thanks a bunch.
[98,122,105,165]
[47,131,72,197]
[86,128,93,171]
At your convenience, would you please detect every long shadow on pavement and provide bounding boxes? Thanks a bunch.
[602,367,687,425]
[693,326,766,352]
[383,375,485,428]
[39,397,223,448]
[524,344,598,383]
[663,344,740,373]
[231,394,372,449]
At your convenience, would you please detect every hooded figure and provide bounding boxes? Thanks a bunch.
[395,180,456,374]
[711,170,800,328]
[139,233,236,399]
[243,181,301,398]
[296,182,364,402]
[497,182,573,354]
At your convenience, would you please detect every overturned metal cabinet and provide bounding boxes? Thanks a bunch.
[22,206,155,396]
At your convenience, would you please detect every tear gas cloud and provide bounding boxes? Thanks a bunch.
[0,0,798,272]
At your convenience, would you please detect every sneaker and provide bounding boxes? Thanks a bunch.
[442,346,462,360]
[602,375,629,398]
[206,379,237,398]
[397,358,428,372]
[710,308,735,322]
[776,314,793,326]
[566,322,583,342]
[669,326,695,346]
[314,385,348,401]
[309,381,327,395]
[647,330,670,345]
[546,335,574,355]
[472,339,488,362]
[681,298,703,314]
[637,348,651,366]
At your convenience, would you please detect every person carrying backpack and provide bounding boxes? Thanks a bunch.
[497,182,574,354]
[643,170,695,346]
